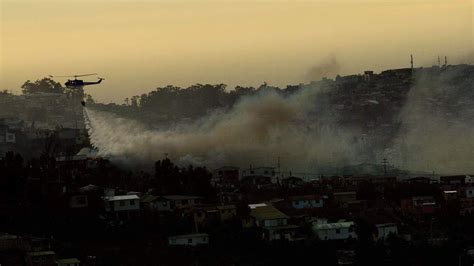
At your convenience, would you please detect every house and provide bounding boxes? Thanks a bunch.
[242,166,277,184]
[250,204,298,241]
[442,190,458,201]
[140,195,170,212]
[26,251,56,266]
[104,194,140,220]
[375,223,398,241]
[312,221,357,241]
[212,166,240,188]
[168,233,209,247]
[289,195,324,209]
[56,258,81,266]
[105,195,140,212]
[440,175,467,185]
[193,205,237,227]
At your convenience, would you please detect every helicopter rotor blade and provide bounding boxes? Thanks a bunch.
[74,73,98,77]
[50,73,98,78]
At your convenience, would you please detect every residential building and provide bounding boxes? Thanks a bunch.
[440,175,468,185]
[289,195,324,209]
[105,195,140,212]
[26,251,56,266]
[313,221,356,241]
[442,190,458,201]
[375,223,398,241]
[193,205,237,227]
[212,166,240,188]
[242,166,277,184]
[250,204,298,241]
[56,258,81,266]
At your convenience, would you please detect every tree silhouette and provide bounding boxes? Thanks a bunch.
[21,78,65,94]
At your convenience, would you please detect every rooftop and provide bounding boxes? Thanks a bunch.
[162,195,202,200]
[251,204,288,220]
[314,222,354,230]
[105,195,139,201]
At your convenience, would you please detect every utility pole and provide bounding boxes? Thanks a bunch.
[277,156,281,185]
[382,158,388,176]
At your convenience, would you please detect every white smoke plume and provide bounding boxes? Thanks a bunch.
[85,84,366,172]
[305,55,341,82]
[391,65,474,175]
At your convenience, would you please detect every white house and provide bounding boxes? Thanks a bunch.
[242,167,277,184]
[56,258,81,266]
[104,195,140,212]
[250,204,298,241]
[289,195,324,209]
[313,221,357,241]
[375,223,398,241]
[168,233,209,247]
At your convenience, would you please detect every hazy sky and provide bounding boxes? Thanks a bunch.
[1,0,473,103]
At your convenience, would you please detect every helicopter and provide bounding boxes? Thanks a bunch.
[49,73,104,89]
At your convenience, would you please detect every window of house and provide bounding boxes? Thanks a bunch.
[250,171,255,174]
[188,238,192,244]
[336,229,341,234]
[119,201,125,206]
[182,199,188,205]
[264,170,269,174]
[130,200,135,205]
[202,237,207,241]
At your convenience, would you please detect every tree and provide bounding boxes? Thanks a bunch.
[21,78,64,94]
[84,94,95,104]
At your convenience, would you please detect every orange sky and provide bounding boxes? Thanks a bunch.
[1,0,473,102]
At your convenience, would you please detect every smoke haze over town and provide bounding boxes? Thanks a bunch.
[2,1,474,265]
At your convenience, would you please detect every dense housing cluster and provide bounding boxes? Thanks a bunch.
[1,64,474,265]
